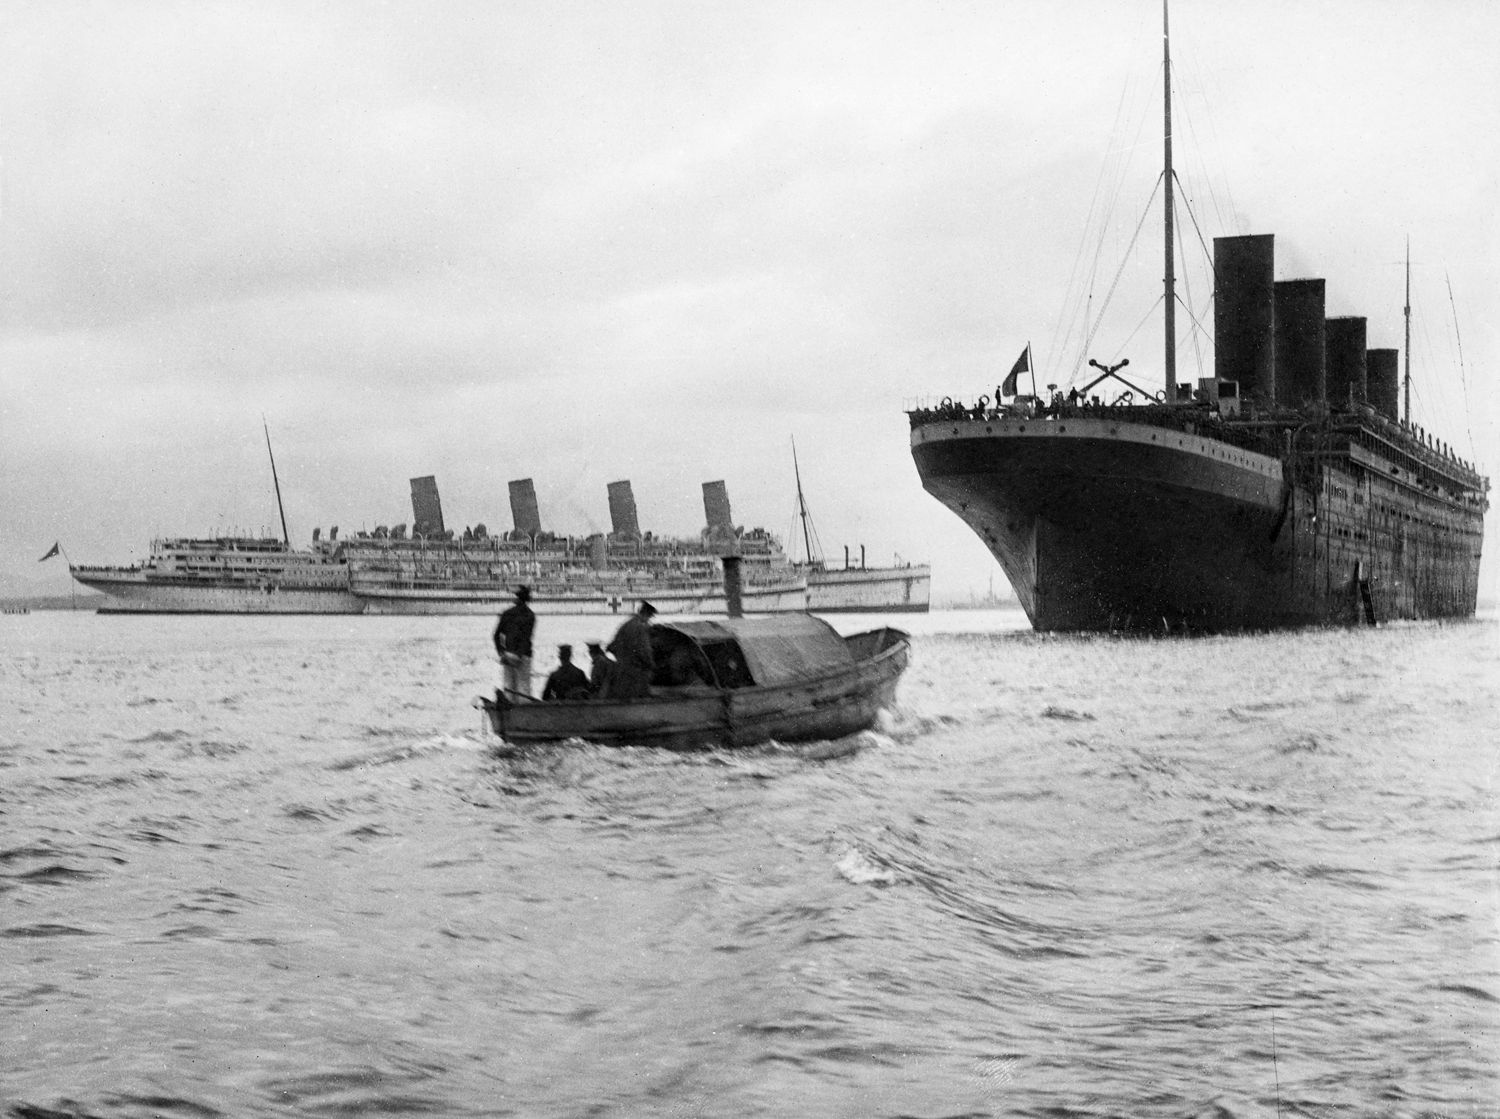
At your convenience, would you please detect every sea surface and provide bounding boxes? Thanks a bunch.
[2,607,1497,1119]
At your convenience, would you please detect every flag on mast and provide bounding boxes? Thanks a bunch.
[1000,344,1031,398]
[39,541,61,562]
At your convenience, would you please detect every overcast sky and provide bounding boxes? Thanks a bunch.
[3,0,1496,602]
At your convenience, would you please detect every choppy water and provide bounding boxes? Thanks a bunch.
[2,608,1497,1118]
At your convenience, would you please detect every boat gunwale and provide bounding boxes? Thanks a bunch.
[479,626,910,748]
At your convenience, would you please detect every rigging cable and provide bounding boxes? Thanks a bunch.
[1076,108,1156,378]
[1444,272,1476,460]
[1172,170,1217,381]
[787,437,824,566]
[1048,79,1135,371]
[1075,174,1162,378]
[1051,67,1154,388]
[1171,39,1240,240]
[1114,294,1166,357]
[1171,39,1240,384]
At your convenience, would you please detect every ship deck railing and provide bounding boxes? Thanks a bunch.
[908,396,1486,497]
[907,398,1290,456]
[347,575,805,595]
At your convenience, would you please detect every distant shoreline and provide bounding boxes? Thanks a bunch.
[0,594,106,612]
[933,597,1021,612]
[3,595,1492,618]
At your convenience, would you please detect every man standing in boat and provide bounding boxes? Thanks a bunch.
[606,600,656,698]
[493,586,536,698]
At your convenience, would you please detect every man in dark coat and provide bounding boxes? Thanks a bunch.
[542,644,591,700]
[586,641,616,698]
[493,586,536,697]
[605,600,656,698]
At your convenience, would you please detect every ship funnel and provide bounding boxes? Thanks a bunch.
[1214,234,1277,406]
[607,480,640,538]
[312,527,321,542]
[722,554,744,618]
[410,475,445,538]
[1325,317,1368,407]
[1274,278,1326,407]
[509,478,542,537]
[702,480,734,539]
[1366,348,1399,418]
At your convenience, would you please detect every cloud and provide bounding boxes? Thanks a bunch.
[2,0,1496,602]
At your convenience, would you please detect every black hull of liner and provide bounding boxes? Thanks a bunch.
[912,430,1480,633]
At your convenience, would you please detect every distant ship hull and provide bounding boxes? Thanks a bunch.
[351,575,809,616]
[70,537,362,615]
[911,412,1485,632]
[804,565,931,613]
[69,430,365,616]
[71,573,364,615]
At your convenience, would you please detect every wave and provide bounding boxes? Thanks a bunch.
[1041,704,1096,721]
[2,923,96,938]
[5,864,99,886]
[1431,982,1499,1003]
[0,844,66,863]
[127,728,192,744]
[835,845,898,887]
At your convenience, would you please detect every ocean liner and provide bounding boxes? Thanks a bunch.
[70,535,361,614]
[789,443,931,613]
[908,6,1487,633]
[344,477,808,615]
[69,425,363,615]
[70,465,924,616]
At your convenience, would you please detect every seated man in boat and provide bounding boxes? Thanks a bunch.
[586,641,616,698]
[541,644,591,701]
[606,600,656,698]
[656,635,716,691]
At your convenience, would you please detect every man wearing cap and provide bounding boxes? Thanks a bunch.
[606,600,656,698]
[493,586,536,697]
[586,641,616,698]
[542,644,590,700]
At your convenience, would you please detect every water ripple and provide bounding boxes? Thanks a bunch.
[2,612,1496,1117]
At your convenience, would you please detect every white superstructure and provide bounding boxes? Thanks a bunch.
[805,563,931,613]
[70,537,363,614]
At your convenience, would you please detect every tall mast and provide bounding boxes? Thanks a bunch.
[263,419,290,546]
[791,437,816,566]
[1162,0,1176,403]
[1403,238,1412,423]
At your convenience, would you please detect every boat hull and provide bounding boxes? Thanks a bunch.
[912,413,1484,632]
[480,628,908,749]
[804,566,932,613]
[355,579,809,616]
[71,570,364,614]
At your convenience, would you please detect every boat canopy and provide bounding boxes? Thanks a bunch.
[654,614,854,688]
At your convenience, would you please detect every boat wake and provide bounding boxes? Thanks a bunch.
[835,844,899,887]
[327,734,476,771]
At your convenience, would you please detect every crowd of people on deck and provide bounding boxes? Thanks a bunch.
[492,586,662,701]
[908,387,1133,425]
